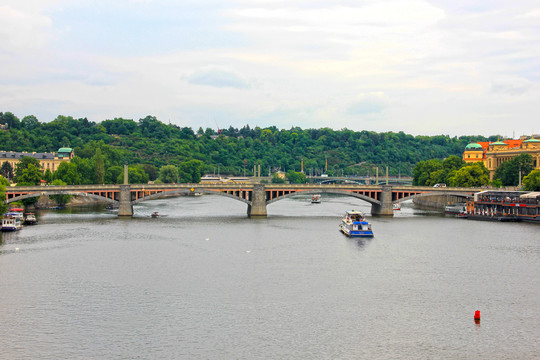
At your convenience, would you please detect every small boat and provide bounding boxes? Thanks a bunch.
[151,211,159,218]
[24,213,38,225]
[393,203,401,211]
[457,210,468,219]
[445,203,467,215]
[339,210,374,237]
[311,194,321,204]
[1,213,23,232]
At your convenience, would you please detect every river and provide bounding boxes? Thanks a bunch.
[1,195,539,359]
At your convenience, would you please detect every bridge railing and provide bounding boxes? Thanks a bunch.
[4,183,481,193]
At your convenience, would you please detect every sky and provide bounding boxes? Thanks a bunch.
[1,0,539,137]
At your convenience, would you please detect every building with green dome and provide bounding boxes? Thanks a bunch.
[463,136,540,180]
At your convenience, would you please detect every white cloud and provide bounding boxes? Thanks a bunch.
[0,0,539,136]
[0,5,53,51]
[185,67,251,89]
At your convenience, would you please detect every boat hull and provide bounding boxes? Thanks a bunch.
[339,223,374,238]
[1,227,22,232]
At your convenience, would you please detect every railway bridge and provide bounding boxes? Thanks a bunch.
[4,183,478,217]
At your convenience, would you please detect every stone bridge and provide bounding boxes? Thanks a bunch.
[4,183,478,217]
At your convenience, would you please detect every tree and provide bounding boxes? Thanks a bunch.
[43,169,53,183]
[0,176,8,214]
[448,162,489,187]
[16,164,43,185]
[116,166,149,184]
[494,154,534,186]
[159,165,178,183]
[413,159,443,186]
[53,162,80,185]
[522,169,540,191]
[94,147,105,184]
[105,166,123,184]
[21,115,40,130]
[1,161,14,181]
[14,156,42,183]
[286,170,307,184]
[0,112,20,129]
[178,160,204,183]
[442,155,464,172]
[272,173,286,184]
[141,164,158,181]
[71,157,94,184]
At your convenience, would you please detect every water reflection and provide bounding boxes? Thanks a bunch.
[1,196,539,359]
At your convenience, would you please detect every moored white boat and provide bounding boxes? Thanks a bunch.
[2,213,23,232]
[445,203,467,215]
[24,213,38,225]
[339,210,374,237]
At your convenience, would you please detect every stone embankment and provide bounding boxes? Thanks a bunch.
[413,194,466,211]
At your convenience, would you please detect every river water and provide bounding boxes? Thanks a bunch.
[1,195,539,359]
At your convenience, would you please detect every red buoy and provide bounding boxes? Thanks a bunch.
[474,310,481,322]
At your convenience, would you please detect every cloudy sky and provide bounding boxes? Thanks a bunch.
[1,0,539,136]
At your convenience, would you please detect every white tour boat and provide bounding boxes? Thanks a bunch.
[1,213,23,232]
[339,210,374,237]
[311,194,321,204]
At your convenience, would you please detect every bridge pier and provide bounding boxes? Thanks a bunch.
[118,185,133,217]
[247,184,267,217]
[371,185,394,217]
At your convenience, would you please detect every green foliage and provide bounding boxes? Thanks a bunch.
[141,164,158,181]
[271,174,286,183]
[413,159,442,186]
[1,161,14,181]
[94,147,105,184]
[0,178,7,214]
[522,169,540,191]
[43,169,53,183]
[71,157,94,184]
[494,154,534,186]
[105,166,123,184]
[0,112,21,129]
[2,111,494,184]
[54,162,80,185]
[286,170,307,184]
[15,164,43,185]
[447,162,489,187]
[178,160,204,183]
[14,156,42,184]
[159,165,178,183]
[414,155,470,186]
[491,178,502,188]
[116,166,149,184]
[49,179,71,205]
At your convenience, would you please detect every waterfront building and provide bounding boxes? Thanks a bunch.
[0,148,74,175]
[463,136,540,180]
[468,190,540,222]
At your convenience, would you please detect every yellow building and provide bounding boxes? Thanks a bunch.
[0,147,74,175]
[463,138,540,180]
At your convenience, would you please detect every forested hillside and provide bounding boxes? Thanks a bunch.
[1,111,493,179]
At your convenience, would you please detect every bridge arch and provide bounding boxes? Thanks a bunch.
[266,189,381,206]
[132,189,251,205]
[394,191,473,204]
[5,191,117,204]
